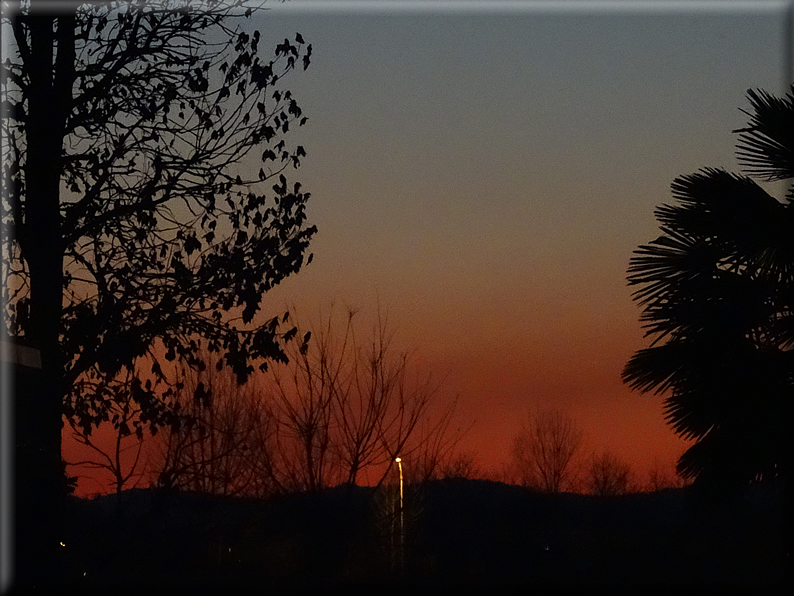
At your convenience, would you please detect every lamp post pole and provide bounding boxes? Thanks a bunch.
[395,457,404,573]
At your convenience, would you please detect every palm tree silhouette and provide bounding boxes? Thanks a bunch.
[623,86,794,492]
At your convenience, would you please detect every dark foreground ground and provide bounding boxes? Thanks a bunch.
[18,479,794,594]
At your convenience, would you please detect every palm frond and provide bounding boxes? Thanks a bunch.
[627,230,718,306]
[639,267,780,342]
[734,86,794,181]
[622,341,701,396]
[667,169,790,261]
[626,86,794,490]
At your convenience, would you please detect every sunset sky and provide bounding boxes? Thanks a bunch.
[63,0,792,495]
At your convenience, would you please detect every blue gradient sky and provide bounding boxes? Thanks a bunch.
[242,0,790,478]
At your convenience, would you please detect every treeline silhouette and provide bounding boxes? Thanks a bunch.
[505,407,688,495]
[60,477,787,593]
[71,365,690,499]
[66,305,466,499]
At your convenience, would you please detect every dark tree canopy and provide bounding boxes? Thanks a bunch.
[2,0,316,437]
[623,86,794,492]
[1,1,316,583]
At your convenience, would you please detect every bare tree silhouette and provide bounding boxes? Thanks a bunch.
[646,457,688,492]
[511,408,583,493]
[436,450,480,481]
[586,450,633,496]
[155,360,278,498]
[268,304,462,491]
[151,305,463,495]
[623,86,794,493]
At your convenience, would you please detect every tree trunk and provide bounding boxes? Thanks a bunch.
[15,9,73,587]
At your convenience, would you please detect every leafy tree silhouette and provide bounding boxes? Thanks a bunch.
[623,86,794,495]
[1,0,314,584]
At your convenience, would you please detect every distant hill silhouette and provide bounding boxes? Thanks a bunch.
[54,479,787,594]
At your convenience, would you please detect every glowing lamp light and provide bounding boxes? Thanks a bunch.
[59,541,66,548]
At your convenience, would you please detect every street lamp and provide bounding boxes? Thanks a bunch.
[395,457,403,512]
[395,457,404,572]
